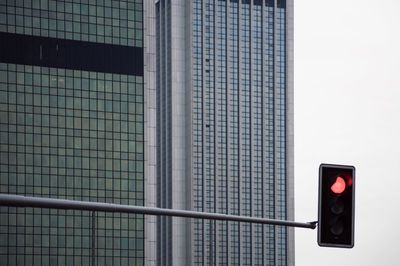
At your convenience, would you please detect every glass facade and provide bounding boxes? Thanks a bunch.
[0,0,142,46]
[155,0,173,264]
[0,1,144,265]
[191,0,289,265]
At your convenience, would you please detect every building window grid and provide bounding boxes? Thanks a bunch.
[204,0,215,215]
[0,0,142,47]
[215,1,229,263]
[239,3,253,264]
[275,7,287,265]
[204,1,218,264]
[261,4,277,263]
[252,3,264,263]
[192,0,204,264]
[189,1,289,265]
[0,60,144,265]
[227,2,240,264]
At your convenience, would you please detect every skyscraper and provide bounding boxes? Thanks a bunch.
[156,0,294,265]
[0,1,155,265]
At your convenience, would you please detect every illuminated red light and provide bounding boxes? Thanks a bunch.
[331,176,346,194]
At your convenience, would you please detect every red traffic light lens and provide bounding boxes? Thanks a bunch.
[331,176,346,194]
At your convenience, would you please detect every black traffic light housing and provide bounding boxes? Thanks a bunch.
[318,164,355,248]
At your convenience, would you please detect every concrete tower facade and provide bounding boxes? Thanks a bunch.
[156,0,294,265]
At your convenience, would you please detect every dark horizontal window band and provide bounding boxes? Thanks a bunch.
[0,32,143,76]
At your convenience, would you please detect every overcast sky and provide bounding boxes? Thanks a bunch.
[294,0,400,265]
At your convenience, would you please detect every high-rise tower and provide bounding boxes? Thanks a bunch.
[0,1,157,265]
[156,0,294,265]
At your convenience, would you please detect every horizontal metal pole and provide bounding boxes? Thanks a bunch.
[0,194,316,229]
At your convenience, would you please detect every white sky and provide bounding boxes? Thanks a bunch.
[295,0,400,265]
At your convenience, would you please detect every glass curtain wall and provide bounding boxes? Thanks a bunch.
[0,1,145,265]
[191,0,288,265]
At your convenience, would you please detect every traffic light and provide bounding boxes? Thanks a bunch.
[318,164,355,248]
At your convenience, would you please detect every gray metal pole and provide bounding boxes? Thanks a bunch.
[0,194,316,229]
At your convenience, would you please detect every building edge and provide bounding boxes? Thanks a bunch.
[286,0,295,265]
[170,1,189,265]
[185,0,194,265]
[144,0,158,265]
